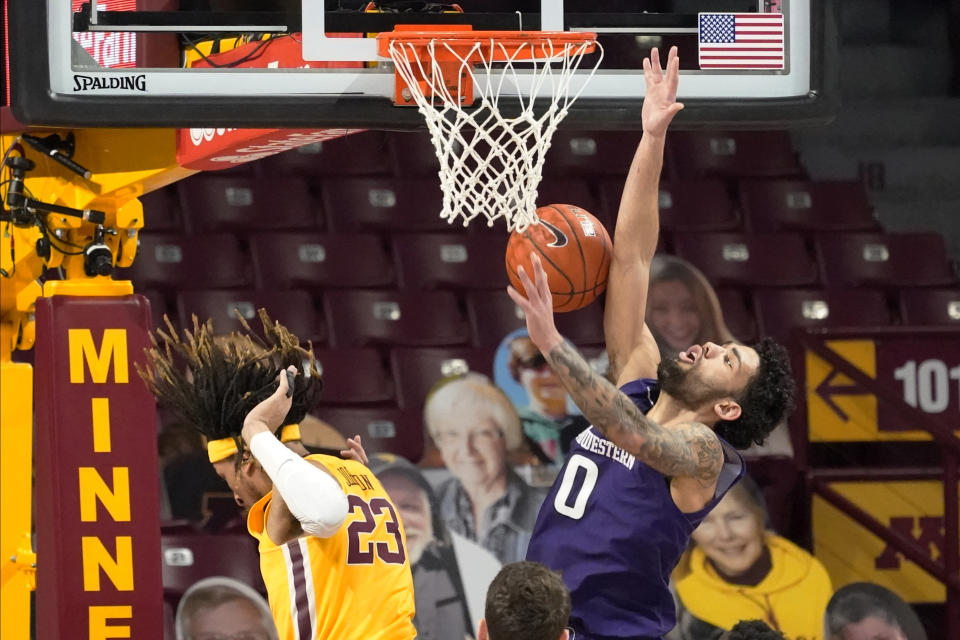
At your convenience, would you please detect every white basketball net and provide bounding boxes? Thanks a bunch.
[386,35,603,232]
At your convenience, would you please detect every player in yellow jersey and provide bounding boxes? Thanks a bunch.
[140,311,416,640]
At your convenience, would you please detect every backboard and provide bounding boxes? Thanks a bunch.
[6,0,837,129]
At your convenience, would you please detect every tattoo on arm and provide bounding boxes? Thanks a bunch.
[548,341,723,485]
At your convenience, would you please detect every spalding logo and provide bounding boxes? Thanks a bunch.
[72,74,146,92]
[540,220,568,248]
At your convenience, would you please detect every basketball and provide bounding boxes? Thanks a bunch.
[505,204,612,313]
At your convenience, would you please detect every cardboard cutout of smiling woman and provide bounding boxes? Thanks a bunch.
[176,577,278,640]
[669,475,833,640]
[647,256,794,459]
[424,373,549,566]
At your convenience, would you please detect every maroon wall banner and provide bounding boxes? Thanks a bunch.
[34,295,163,640]
[876,336,960,432]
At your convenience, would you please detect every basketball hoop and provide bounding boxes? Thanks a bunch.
[377,27,602,232]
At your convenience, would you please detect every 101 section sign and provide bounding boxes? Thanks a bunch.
[805,330,960,442]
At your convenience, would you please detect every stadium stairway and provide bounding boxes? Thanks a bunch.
[791,0,960,264]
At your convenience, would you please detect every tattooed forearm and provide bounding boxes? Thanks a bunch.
[548,340,722,484]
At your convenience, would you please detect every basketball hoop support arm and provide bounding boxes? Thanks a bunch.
[301,0,564,61]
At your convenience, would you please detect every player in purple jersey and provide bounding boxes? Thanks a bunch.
[507,47,795,640]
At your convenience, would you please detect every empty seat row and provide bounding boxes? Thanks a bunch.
[677,231,955,288]
[146,288,609,349]
[173,129,803,181]
[125,231,957,293]
[124,232,509,290]
[143,174,604,234]
[148,171,878,236]
[719,287,960,342]
[148,284,958,360]
[161,529,264,603]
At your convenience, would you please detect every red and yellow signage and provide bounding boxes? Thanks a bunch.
[177,35,364,170]
[805,337,960,442]
[813,480,954,603]
[34,295,163,640]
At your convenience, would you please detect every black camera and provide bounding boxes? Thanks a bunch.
[3,156,36,226]
[83,227,114,277]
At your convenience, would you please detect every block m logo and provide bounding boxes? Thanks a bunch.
[68,329,129,384]
[874,516,944,570]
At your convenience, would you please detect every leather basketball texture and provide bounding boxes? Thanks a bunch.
[505,204,612,312]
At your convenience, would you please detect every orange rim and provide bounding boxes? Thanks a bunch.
[376,26,598,61]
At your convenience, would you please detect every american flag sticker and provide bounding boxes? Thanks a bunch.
[698,13,785,70]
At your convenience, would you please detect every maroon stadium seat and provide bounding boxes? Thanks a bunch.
[390,347,496,409]
[176,289,324,343]
[738,179,879,233]
[716,288,757,343]
[313,348,394,405]
[465,290,605,347]
[465,290,525,346]
[544,131,641,176]
[178,175,317,232]
[312,406,424,461]
[599,179,740,232]
[257,131,391,177]
[250,232,394,289]
[141,289,172,331]
[753,288,891,338]
[899,288,960,326]
[323,177,450,232]
[324,290,470,347]
[139,187,182,232]
[815,232,957,288]
[387,131,441,178]
[668,131,803,178]
[742,457,803,541]
[673,232,819,287]
[393,233,509,290]
[121,233,251,290]
[163,600,175,640]
[161,531,264,599]
[537,178,603,224]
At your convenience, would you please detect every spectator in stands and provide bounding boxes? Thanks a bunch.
[647,256,793,459]
[670,475,832,640]
[478,561,571,640]
[175,576,278,640]
[721,620,785,640]
[425,373,548,565]
[370,453,491,640]
[647,255,736,362]
[824,583,927,640]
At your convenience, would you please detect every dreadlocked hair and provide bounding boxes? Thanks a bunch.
[137,309,323,447]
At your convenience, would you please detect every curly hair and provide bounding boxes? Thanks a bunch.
[714,337,794,450]
[137,309,322,450]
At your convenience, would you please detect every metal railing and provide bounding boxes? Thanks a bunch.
[793,328,959,638]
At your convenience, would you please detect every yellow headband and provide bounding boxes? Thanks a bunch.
[206,424,302,463]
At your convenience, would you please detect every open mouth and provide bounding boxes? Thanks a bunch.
[679,344,703,365]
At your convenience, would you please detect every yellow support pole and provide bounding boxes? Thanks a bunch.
[0,324,35,640]
[0,125,196,639]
